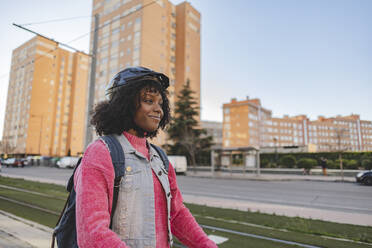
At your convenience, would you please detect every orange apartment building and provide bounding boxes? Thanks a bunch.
[223,97,272,148]
[223,97,372,152]
[2,36,89,156]
[90,0,201,145]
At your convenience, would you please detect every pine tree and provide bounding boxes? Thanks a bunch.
[166,80,213,169]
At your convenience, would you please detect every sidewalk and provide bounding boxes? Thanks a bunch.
[0,210,52,248]
[185,170,356,183]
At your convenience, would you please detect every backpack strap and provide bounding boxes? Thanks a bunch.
[66,157,83,192]
[150,144,169,172]
[100,135,126,229]
[51,157,83,248]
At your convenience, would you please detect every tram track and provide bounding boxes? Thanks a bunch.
[1,181,371,247]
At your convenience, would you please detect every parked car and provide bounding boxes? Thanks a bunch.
[168,156,187,175]
[20,158,29,166]
[3,158,26,168]
[56,156,80,169]
[356,171,372,185]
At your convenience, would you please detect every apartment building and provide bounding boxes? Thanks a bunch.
[223,97,272,148]
[90,0,201,145]
[263,115,308,147]
[2,36,89,156]
[308,115,372,152]
[223,97,372,152]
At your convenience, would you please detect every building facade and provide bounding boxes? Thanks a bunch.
[2,36,89,156]
[201,120,222,149]
[223,97,271,148]
[223,97,372,152]
[90,0,201,145]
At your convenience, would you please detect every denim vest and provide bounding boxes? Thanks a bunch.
[111,134,173,247]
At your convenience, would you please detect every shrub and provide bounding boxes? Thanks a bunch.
[279,155,296,168]
[344,159,359,170]
[361,159,372,170]
[260,158,269,168]
[327,160,339,169]
[297,158,317,170]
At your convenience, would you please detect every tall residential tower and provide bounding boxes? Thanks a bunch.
[90,0,201,144]
[2,36,89,156]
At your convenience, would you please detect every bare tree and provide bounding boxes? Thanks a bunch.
[335,128,348,182]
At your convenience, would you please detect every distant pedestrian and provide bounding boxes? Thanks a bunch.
[74,67,217,248]
[303,167,311,175]
[320,157,327,176]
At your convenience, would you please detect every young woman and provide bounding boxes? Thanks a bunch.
[74,67,217,248]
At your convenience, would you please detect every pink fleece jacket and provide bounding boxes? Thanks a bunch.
[74,132,217,248]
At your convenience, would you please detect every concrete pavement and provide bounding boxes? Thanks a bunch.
[0,170,365,247]
[0,210,53,248]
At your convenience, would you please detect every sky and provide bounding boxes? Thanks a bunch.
[0,0,371,140]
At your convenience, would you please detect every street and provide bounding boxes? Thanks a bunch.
[177,176,372,215]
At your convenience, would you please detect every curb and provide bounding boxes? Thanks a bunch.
[184,173,355,183]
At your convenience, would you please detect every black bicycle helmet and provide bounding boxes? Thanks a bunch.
[105,66,169,99]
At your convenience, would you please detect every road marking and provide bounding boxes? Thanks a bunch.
[208,234,228,244]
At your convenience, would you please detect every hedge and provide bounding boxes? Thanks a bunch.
[260,151,372,170]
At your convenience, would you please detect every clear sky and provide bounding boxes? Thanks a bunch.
[0,0,371,140]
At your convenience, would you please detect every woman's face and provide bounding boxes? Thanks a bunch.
[132,87,164,134]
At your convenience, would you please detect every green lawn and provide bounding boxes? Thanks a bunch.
[1,176,371,248]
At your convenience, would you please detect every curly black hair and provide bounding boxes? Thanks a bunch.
[90,80,170,138]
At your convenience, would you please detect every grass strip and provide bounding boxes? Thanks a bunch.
[1,197,59,228]
[185,203,372,244]
[0,176,67,198]
[0,187,65,212]
[196,217,371,248]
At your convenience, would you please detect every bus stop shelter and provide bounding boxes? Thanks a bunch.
[210,146,260,176]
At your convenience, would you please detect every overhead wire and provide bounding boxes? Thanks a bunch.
[20,15,92,26]
[0,0,158,83]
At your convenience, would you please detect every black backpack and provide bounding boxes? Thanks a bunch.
[51,135,169,248]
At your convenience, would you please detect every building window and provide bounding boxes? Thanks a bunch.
[112,27,120,35]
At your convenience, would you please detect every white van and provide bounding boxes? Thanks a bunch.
[168,156,187,174]
[56,156,80,169]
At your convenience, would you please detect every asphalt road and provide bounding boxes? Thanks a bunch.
[1,166,372,216]
[177,176,372,215]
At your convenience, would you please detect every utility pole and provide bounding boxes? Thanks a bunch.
[84,14,99,148]
[336,128,347,182]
